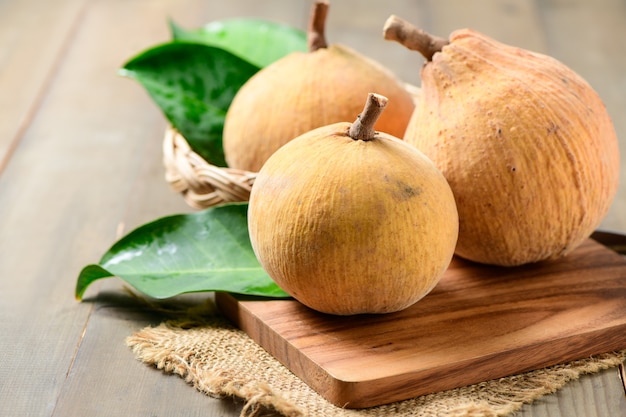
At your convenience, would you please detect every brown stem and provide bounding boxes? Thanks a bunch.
[349,93,388,141]
[308,0,329,51]
[383,15,449,61]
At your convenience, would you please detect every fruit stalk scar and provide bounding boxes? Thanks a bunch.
[383,15,449,61]
[349,93,388,141]
[308,0,329,51]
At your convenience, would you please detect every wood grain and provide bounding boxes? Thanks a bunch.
[217,238,626,408]
[0,1,96,415]
[52,283,238,417]
[518,366,626,417]
[0,0,195,415]
[0,0,87,172]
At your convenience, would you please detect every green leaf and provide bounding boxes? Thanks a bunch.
[169,18,308,68]
[75,203,289,300]
[119,42,259,166]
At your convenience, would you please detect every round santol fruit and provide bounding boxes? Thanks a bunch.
[247,93,459,315]
[222,0,416,172]
[383,15,620,267]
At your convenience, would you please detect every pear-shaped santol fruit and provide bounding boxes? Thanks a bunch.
[222,0,415,172]
[247,93,459,315]
[384,16,620,267]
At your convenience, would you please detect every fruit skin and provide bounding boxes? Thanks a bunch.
[403,28,620,266]
[222,44,415,172]
[247,121,459,315]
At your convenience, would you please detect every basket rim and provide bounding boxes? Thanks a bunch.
[163,127,257,209]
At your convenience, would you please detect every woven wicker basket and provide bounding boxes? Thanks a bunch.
[163,127,256,209]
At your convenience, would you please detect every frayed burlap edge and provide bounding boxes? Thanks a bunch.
[126,311,626,417]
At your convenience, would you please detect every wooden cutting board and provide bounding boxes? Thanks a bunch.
[215,238,626,409]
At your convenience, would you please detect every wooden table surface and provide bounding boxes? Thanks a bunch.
[1,1,625,416]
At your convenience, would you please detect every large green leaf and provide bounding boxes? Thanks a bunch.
[170,18,308,68]
[119,42,259,166]
[75,203,289,300]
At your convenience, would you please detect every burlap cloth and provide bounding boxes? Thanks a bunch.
[126,299,626,417]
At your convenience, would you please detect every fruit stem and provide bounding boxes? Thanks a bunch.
[349,93,388,141]
[383,15,449,61]
[308,0,329,51]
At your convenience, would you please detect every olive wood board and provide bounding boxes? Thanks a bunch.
[215,237,626,409]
